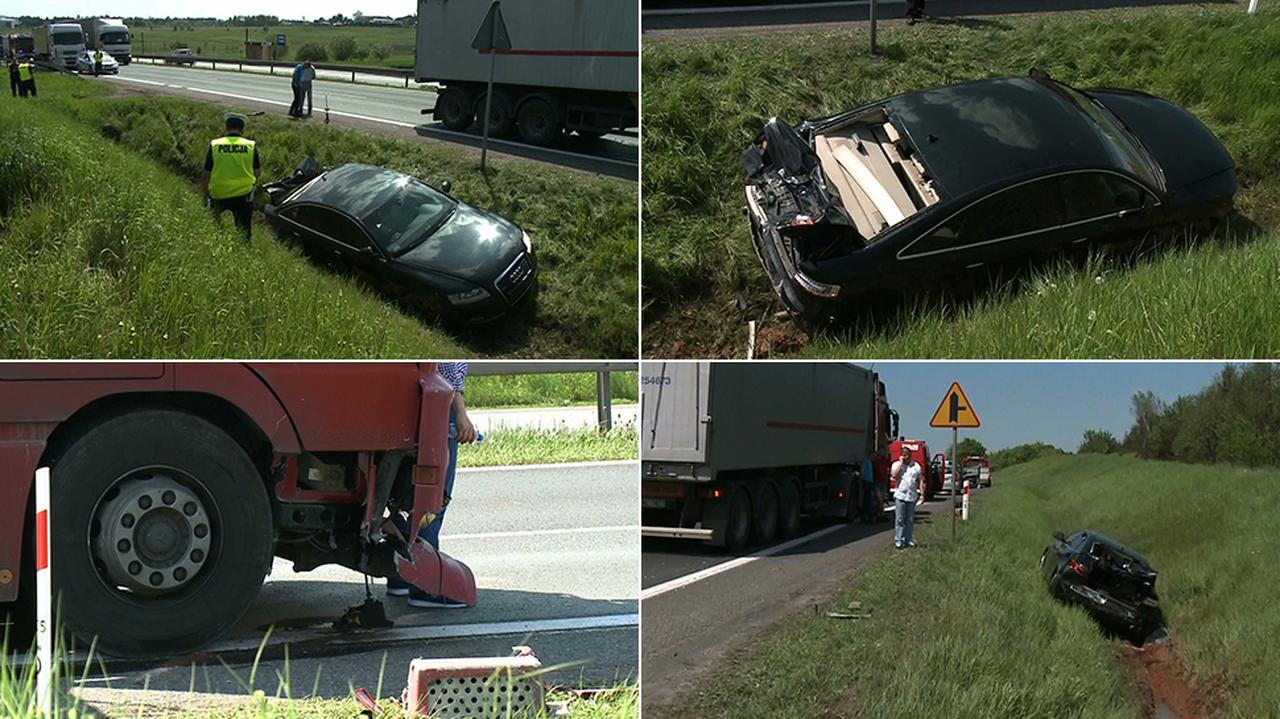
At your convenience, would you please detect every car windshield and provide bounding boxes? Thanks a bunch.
[1056,83,1164,191]
[100,31,129,44]
[53,32,83,45]
[294,165,458,256]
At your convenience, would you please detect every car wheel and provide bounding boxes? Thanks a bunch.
[49,410,273,657]
[436,86,475,131]
[724,485,752,552]
[474,89,514,137]
[777,481,801,539]
[752,482,779,546]
[515,94,564,146]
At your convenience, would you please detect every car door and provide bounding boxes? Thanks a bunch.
[1057,171,1154,247]
[280,204,384,270]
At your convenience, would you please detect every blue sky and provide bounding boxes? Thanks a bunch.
[869,362,1229,453]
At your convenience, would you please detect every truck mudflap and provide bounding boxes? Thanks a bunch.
[397,539,478,607]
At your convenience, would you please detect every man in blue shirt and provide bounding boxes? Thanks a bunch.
[289,62,305,117]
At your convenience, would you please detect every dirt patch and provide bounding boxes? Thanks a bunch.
[1117,642,1224,719]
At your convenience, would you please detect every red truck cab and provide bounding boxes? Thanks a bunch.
[0,362,473,657]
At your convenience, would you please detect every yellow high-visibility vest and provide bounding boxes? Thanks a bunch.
[18,63,33,82]
[208,136,257,200]
[94,50,103,62]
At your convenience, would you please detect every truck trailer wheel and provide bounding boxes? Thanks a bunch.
[778,481,801,539]
[724,486,752,552]
[515,94,564,146]
[475,89,515,137]
[49,410,273,658]
[436,86,475,131]
[751,482,779,546]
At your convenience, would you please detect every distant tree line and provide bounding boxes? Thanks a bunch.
[990,442,1067,470]
[1119,363,1280,467]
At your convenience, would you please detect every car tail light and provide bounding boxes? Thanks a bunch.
[1069,559,1089,577]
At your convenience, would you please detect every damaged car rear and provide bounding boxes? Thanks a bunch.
[743,71,1237,320]
[1040,530,1166,644]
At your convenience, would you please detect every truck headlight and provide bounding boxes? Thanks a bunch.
[795,271,841,298]
[447,287,491,305]
[521,230,533,254]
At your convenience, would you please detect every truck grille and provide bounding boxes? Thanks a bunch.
[495,252,535,303]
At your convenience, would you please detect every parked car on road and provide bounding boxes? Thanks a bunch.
[743,71,1238,320]
[1040,530,1165,643]
[263,161,538,322]
[165,48,196,65]
[76,49,119,74]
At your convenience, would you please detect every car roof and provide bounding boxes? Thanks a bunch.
[887,77,1122,197]
[291,163,432,215]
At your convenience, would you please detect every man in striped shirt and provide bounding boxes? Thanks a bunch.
[389,362,478,608]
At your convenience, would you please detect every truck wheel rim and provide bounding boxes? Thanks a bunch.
[90,470,214,597]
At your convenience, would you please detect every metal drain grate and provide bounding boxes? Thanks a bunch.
[406,654,544,718]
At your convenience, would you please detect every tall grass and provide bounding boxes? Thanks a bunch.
[1,73,637,358]
[678,454,1280,719]
[643,5,1280,357]
[458,425,638,467]
[467,371,639,409]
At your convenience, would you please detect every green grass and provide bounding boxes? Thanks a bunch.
[458,425,637,467]
[0,74,637,358]
[643,5,1280,357]
[467,371,639,410]
[679,454,1279,719]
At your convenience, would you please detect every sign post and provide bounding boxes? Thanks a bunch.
[471,2,512,179]
[869,0,878,54]
[34,467,52,718]
[929,382,980,543]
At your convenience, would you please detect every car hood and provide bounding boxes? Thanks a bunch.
[1090,89,1234,194]
[395,202,524,284]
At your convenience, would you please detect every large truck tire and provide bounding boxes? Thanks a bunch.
[475,89,515,137]
[751,482,779,546]
[723,485,752,552]
[777,480,801,539]
[437,86,475,131]
[515,94,564,146]
[49,410,273,658]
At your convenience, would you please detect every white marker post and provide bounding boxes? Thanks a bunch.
[34,467,52,718]
[962,479,970,521]
[1248,0,1258,14]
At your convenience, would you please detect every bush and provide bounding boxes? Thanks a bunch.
[369,44,389,60]
[294,43,328,62]
[990,442,1067,470]
[330,36,358,61]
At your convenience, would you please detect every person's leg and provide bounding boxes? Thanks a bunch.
[28,81,35,98]
[422,410,459,550]
[894,500,905,546]
[232,195,253,240]
[305,83,313,115]
[905,500,916,545]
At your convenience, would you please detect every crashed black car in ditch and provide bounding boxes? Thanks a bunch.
[264,161,537,323]
[743,71,1237,319]
[1040,530,1165,642]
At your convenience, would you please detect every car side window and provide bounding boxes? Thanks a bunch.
[282,205,373,251]
[1060,172,1147,223]
[905,178,1067,257]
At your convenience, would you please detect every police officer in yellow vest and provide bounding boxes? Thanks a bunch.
[17,59,36,98]
[203,114,261,240]
[93,48,104,76]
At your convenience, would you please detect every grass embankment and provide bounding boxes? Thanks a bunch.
[132,24,416,69]
[467,371,639,409]
[643,6,1280,358]
[680,454,1279,719]
[1,74,637,358]
[459,425,638,467]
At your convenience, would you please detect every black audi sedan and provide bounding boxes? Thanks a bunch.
[264,163,537,322]
[743,72,1237,319]
[1040,530,1165,643]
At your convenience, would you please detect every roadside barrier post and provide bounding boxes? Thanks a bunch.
[870,0,878,54]
[950,428,957,541]
[962,480,970,521]
[34,467,52,718]
[1248,0,1258,13]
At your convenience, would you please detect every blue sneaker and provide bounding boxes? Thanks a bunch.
[386,576,411,597]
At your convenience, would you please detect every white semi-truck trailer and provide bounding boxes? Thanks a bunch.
[34,22,85,68]
[415,0,638,146]
[80,18,131,64]
[641,362,899,550]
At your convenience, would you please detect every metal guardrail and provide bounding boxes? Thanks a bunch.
[132,53,415,87]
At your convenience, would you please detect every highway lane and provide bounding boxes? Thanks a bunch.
[98,63,637,177]
[641,490,979,714]
[643,0,1229,33]
[78,462,639,699]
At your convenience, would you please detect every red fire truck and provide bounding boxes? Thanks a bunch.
[0,363,473,657]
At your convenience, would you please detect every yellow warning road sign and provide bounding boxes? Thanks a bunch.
[930,382,981,428]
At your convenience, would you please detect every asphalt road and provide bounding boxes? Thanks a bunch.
[75,462,638,704]
[97,63,638,178]
[640,490,978,714]
[643,0,1231,32]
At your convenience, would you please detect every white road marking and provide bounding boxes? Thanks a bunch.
[459,459,636,474]
[644,0,904,16]
[204,613,640,654]
[444,525,636,541]
[641,524,848,600]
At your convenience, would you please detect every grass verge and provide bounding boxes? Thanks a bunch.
[2,73,636,358]
[467,371,639,409]
[643,5,1280,357]
[458,425,638,467]
[676,454,1278,719]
